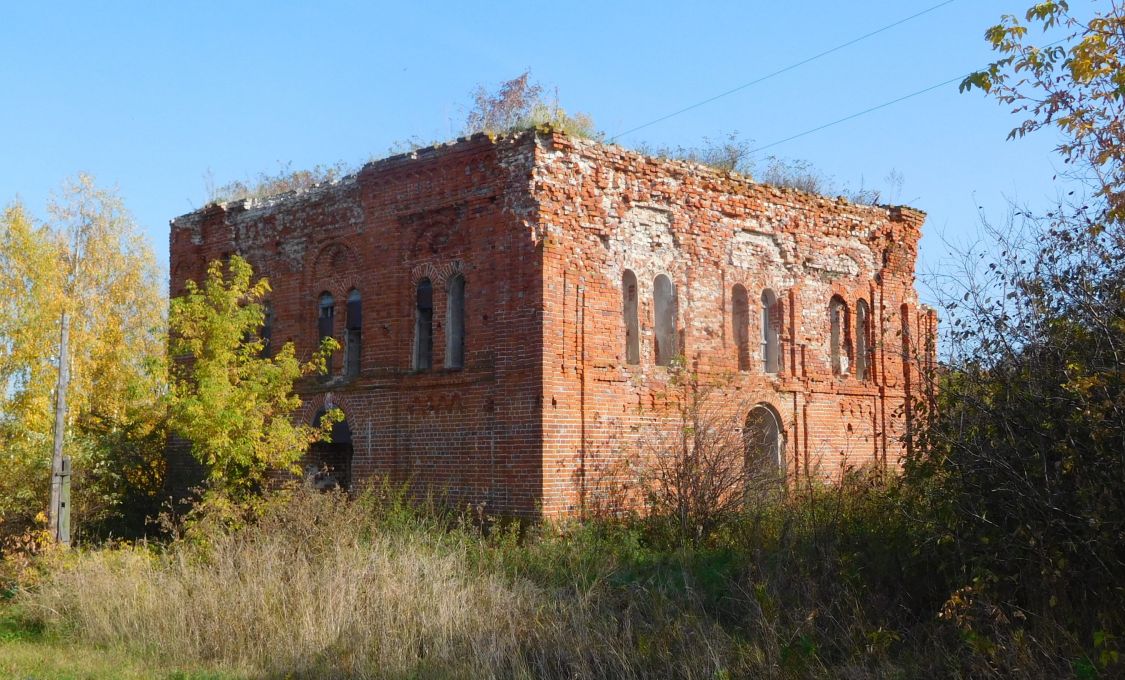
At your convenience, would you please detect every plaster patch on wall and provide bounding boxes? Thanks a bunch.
[278,236,308,271]
[598,204,683,316]
[729,229,787,269]
[625,206,676,252]
[806,253,861,278]
[803,239,876,279]
[498,139,537,221]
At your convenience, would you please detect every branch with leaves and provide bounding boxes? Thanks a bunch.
[168,256,339,496]
[961,0,1125,225]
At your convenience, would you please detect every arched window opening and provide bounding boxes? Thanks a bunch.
[856,298,872,381]
[308,409,353,491]
[260,302,273,358]
[446,274,465,369]
[622,270,640,365]
[829,296,851,377]
[318,292,335,375]
[732,284,750,371]
[414,279,433,371]
[900,302,913,363]
[745,405,784,496]
[761,289,780,374]
[344,290,361,377]
[653,274,677,367]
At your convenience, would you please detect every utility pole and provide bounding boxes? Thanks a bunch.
[48,311,71,546]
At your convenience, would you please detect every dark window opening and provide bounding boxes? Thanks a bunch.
[732,284,750,371]
[653,274,677,367]
[745,406,784,498]
[308,409,353,491]
[856,299,872,381]
[414,279,433,371]
[445,274,465,369]
[318,292,335,375]
[623,270,639,365]
[762,289,781,374]
[345,289,361,378]
[829,296,851,377]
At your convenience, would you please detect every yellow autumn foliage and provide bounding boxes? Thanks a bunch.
[0,176,165,539]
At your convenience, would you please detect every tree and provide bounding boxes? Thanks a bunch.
[0,177,166,541]
[961,0,1125,225]
[909,2,1125,667]
[631,365,780,542]
[463,71,598,139]
[168,255,338,497]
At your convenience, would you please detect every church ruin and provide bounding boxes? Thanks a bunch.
[169,130,936,516]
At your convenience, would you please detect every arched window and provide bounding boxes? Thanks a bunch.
[829,296,851,377]
[318,292,334,375]
[856,298,871,381]
[309,408,353,491]
[622,270,639,365]
[761,289,780,374]
[414,279,433,371]
[260,302,273,358]
[445,274,465,369]
[745,405,784,494]
[344,290,361,377]
[900,302,912,361]
[653,274,677,367]
[732,284,750,371]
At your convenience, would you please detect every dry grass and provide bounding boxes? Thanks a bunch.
[23,493,521,677]
[12,482,1087,679]
[17,488,737,679]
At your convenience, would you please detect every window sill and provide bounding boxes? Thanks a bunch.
[305,373,360,390]
[410,366,465,375]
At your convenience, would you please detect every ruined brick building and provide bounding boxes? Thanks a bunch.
[169,130,936,516]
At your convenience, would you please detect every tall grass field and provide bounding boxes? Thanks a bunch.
[1,479,1115,678]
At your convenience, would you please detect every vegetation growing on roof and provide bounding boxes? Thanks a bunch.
[204,160,355,206]
[462,70,598,140]
[634,130,902,205]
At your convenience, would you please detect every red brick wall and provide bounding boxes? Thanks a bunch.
[169,130,935,517]
[532,133,932,516]
[170,134,546,514]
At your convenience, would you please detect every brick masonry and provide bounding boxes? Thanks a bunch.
[169,130,937,516]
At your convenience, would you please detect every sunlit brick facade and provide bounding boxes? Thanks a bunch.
[169,131,936,516]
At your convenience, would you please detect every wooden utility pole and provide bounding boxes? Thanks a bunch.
[48,311,71,546]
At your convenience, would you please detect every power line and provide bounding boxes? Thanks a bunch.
[747,36,1073,155]
[608,0,960,142]
[748,75,963,155]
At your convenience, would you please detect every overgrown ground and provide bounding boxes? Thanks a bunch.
[1,478,1112,680]
[0,608,241,679]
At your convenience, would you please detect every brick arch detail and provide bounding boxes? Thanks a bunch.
[410,259,466,287]
[310,275,363,302]
[306,242,360,293]
[744,401,788,437]
[298,391,358,429]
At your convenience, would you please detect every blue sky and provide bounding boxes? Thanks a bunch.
[0,1,1078,297]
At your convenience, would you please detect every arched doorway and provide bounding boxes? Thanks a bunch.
[744,405,784,493]
[308,409,353,490]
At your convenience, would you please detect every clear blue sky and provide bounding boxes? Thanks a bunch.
[1,1,1078,298]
